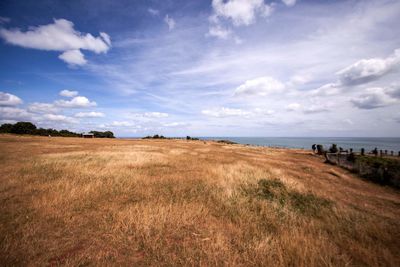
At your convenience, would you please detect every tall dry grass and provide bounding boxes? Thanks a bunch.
[0,134,399,266]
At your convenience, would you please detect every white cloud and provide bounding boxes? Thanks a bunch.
[351,87,398,109]
[111,121,135,127]
[0,92,23,106]
[211,0,273,26]
[0,107,32,120]
[234,76,285,96]
[42,114,77,123]
[59,49,87,66]
[28,103,59,113]
[99,32,111,46]
[164,15,176,31]
[288,74,312,86]
[59,89,79,98]
[55,96,96,108]
[337,48,400,86]
[281,0,296,7]
[303,105,329,114]
[0,18,111,65]
[208,25,232,39]
[202,107,251,118]
[74,111,105,118]
[286,103,329,114]
[163,122,190,127]
[201,107,274,118]
[310,83,341,96]
[286,103,301,111]
[148,8,160,16]
[131,112,169,118]
[144,112,169,118]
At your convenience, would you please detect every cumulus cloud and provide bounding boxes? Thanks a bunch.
[74,111,105,118]
[0,18,111,65]
[311,48,400,97]
[351,87,398,109]
[42,114,77,123]
[234,76,285,96]
[28,103,59,113]
[0,107,32,120]
[310,83,341,96]
[59,89,79,98]
[337,48,400,86]
[281,0,296,7]
[211,0,273,26]
[58,49,87,66]
[55,96,96,108]
[164,15,176,31]
[0,92,23,106]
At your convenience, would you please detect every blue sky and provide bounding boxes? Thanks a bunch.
[0,0,399,137]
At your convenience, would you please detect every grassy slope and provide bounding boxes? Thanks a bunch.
[0,135,399,266]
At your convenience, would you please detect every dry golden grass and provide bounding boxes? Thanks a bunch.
[0,134,399,266]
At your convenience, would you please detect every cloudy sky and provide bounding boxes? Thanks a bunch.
[0,0,399,137]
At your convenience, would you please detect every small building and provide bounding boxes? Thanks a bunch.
[82,132,94,138]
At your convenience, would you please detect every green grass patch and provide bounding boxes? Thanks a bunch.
[242,178,333,217]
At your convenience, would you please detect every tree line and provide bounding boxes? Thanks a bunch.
[0,121,114,138]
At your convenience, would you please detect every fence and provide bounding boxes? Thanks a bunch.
[324,152,400,188]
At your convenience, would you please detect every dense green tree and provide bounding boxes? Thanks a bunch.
[0,123,13,133]
[11,122,37,134]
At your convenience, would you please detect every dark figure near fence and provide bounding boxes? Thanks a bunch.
[398,151,400,157]
[350,148,353,153]
[380,150,383,157]
[361,148,365,156]
[316,144,324,155]
[391,151,394,156]
[385,150,388,155]
[372,148,378,156]
[312,144,316,153]
[329,144,338,153]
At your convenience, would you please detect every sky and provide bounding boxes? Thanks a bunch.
[0,0,399,137]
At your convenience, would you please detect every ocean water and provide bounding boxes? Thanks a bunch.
[199,137,400,153]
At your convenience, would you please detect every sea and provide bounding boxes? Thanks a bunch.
[198,137,400,153]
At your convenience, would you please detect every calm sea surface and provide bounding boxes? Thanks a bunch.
[199,137,400,152]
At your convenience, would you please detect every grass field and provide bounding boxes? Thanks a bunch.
[0,134,399,266]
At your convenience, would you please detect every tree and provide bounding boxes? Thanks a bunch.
[89,130,115,138]
[0,123,13,133]
[11,122,36,134]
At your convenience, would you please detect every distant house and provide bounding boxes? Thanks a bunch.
[82,132,94,138]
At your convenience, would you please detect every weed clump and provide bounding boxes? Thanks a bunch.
[242,178,333,217]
